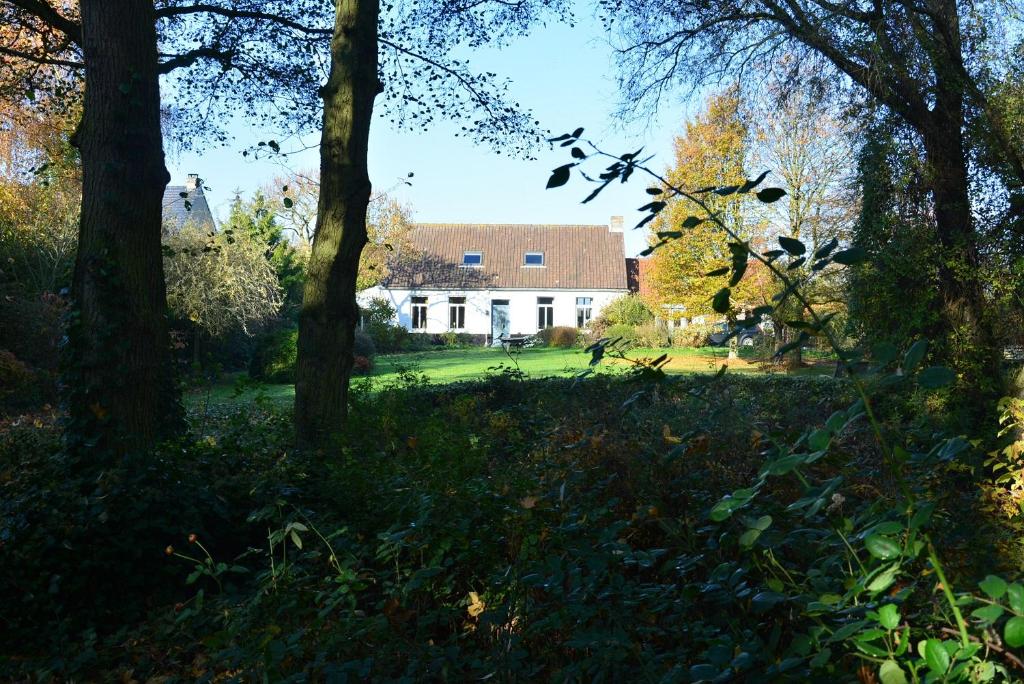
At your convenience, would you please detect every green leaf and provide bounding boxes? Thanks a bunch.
[714,184,740,196]
[682,216,703,228]
[878,603,900,630]
[808,429,831,452]
[866,535,901,560]
[918,366,955,389]
[546,164,573,189]
[778,236,806,256]
[283,197,294,209]
[756,187,787,203]
[738,528,761,548]
[832,247,867,265]
[571,146,586,159]
[709,497,742,521]
[867,564,899,593]
[705,267,730,277]
[879,660,908,684]
[766,454,804,475]
[751,591,785,613]
[924,639,950,675]
[1004,616,1024,647]
[712,287,731,314]
[826,411,846,433]
[290,530,303,549]
[903,340,928,372]
[752,515,772,531]
[979,574,1008,599]
[971,604,1005,623]
[1007,583,1024,613]
[809,647,831,668]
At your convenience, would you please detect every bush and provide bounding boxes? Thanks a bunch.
[249,328,298,382]
[603,323,639,349]
[671,322,715,347]
[0,349,45,411]
[537,326,578,348]
[598,293,653,327]
[250,328,377,383]
[353,328,376,359]
[439,332,475,348]
[634,323,671,348]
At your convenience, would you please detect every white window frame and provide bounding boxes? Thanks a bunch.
[461,251,483,267]
[576,297,593,328]
[537,296,554,330]
[411,295,428,330]
[449,296,466,330]
[523,251,545,267]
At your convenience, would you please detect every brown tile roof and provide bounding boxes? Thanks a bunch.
[384,223,628,290]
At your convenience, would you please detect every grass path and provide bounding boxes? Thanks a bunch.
[189,346,836,408]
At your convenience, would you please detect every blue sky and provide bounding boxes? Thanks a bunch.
[166,11,698,258]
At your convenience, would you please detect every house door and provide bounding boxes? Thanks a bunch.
[491,300,510,344]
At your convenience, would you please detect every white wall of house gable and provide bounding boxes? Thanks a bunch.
[357,287,625,337]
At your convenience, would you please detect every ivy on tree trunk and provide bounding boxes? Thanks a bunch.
[67,0,181,455]
[294,0,379,449]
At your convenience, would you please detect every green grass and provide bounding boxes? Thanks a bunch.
[189,345,836,408]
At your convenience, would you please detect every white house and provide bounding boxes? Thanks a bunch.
[358,219,631,344]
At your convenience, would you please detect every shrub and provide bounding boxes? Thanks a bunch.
[0,349,43,411]
[251,328,377,382]
[353,328,376,359]
[439,331,475,348]
[249,328,298,382]
[671,322,715,347]
[603,323,639,349]
[633,323,671,348]
[598,293,653,327]
[538,326,578,348]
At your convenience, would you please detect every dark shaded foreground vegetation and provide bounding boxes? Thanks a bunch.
[3,369,1018,681]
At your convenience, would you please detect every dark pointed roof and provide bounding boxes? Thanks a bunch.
[384,223,628,290]
[162,178,215,231]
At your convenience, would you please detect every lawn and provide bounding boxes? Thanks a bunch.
[189,345,836,408]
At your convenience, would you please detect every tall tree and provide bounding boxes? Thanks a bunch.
[68,0,180,453]
[605,0,1020,405]
[645,89,759,318]
[747,71,857,365]
[294,0,380,448]
[292,0,566,447]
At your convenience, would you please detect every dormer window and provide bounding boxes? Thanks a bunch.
[523,252,545,267]
[462,251,483,266]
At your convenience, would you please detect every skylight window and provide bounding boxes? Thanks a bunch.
[524,252,545,267]
[462,251,483,266]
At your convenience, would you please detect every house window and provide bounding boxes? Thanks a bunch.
[411,296,428,330]
[462,251,483,267]
[576,297,593,328]
[524,252,544,267]
[537,296,554,329]
[449,296,466,330]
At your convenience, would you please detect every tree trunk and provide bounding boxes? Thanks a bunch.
[921,82,1005,414]
[67,0,181,455]
[294,0,379,448]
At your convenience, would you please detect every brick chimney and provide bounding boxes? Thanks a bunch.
[185,173,201,192]
[609,215,624,232]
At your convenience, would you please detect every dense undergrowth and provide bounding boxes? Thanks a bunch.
[1,367,1021,681]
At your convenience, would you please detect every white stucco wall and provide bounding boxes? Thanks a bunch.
[358,287,626,337]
